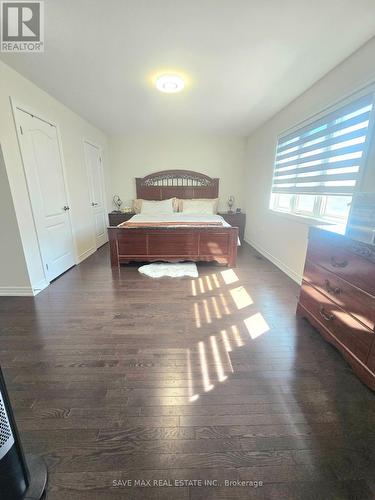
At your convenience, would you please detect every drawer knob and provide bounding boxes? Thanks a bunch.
[325,279,341,296]
[330,257,348,268]
[319,306,336,322]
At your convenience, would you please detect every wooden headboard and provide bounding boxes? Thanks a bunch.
[136,170,219,200]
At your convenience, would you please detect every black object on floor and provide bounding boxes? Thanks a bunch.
[0,367,48,500]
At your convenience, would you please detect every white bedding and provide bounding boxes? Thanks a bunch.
[121,214,241,245]
[123,213,230,227]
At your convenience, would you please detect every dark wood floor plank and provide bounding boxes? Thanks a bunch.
[189,480,374,500]
[46,449,295,473]
[48,467,240,492]
[0,242,374,499]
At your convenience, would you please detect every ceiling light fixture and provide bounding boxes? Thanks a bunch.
[156,74,185,93]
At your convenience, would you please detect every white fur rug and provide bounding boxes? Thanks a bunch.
[138,262,198,278]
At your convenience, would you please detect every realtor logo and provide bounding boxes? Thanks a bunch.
[1,1,44,52]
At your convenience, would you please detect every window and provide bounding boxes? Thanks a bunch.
[270,93,374,222]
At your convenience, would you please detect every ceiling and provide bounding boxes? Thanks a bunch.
[2,0,375,136]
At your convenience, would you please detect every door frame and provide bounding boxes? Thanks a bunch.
[83,139,108,250]
[10,98,79,284]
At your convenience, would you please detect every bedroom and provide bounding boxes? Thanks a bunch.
[0,1,375,499]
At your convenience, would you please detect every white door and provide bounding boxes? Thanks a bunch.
[84,141,107,248]
[16,109,76,282]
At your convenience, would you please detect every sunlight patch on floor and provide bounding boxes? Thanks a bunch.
[188,270,272,402]
[190,273,223,296]
[199,341,214,392]
[219,293,231,315]
[244,312,270,339]
[210,335,228,382]
[221,269,239,285]
[219,335,234,374]
[221,329,232,352]
[230,286,253,310]
[187,348,199,402]
[211,274,220,289]
[231,324,244,347]
[194,303,201,328]
[203,299,212,324]
[211,296,222,319]
[205,275,213,291]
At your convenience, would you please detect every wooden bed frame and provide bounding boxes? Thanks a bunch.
[108,170,238,268]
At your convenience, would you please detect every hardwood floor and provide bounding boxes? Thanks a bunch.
[1,243,375,499]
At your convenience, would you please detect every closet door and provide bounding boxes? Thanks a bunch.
[16,109,76,281]
[84,141,107,248]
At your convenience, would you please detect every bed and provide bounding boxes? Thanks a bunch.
[107,170,238,268]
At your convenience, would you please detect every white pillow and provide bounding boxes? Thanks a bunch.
[181,198,218,214]
[133,198,178,213]
[140,198,175,214]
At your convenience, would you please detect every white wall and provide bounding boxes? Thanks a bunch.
[244,36,375,284]
[0,146,31,295]
[0,60,111,295]
[109,135,246,212]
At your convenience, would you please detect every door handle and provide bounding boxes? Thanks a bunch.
[324,279,341,296]
[63,205,70,211]
[91,202,99,206]
[319,306,336,322]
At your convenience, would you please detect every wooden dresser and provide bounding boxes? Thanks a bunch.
[297,225,375,390]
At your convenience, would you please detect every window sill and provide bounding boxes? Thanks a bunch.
[269,209,336,226]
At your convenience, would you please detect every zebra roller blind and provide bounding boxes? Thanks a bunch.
[272,94,374,196]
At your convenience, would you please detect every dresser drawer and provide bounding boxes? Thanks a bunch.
[304,259,375,331]
[299,283,373,364]
[307,232,375,297]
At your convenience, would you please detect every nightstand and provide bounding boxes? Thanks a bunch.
[218,212,246,242]
[108,211,136,226]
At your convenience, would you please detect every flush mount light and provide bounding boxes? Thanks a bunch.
[156,75,185,93]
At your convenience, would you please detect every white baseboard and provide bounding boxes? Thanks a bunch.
[0,278,49,296]
[244,237,302,285]
[77,246,96,264]
[32,279,49,295]
[0,286,34,297]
